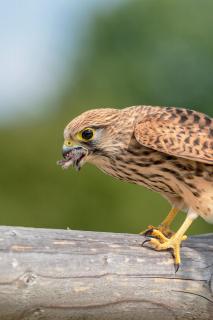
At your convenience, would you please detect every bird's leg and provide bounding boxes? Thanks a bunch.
[141,206,179,238]
[142,210,197,271]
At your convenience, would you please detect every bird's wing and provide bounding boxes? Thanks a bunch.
[134,107,213,164]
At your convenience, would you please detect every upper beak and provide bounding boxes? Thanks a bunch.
[58,143,88,171]
[62,145,76,158]
[62,144,86,159]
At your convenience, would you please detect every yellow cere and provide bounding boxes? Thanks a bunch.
[64,140,75,147]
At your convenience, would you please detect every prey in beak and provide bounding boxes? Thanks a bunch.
[57,143,88,171]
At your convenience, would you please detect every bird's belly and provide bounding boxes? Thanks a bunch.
[203,214,213,224]
[194,188,213,224]
[200,209,213,224]
[92,154,213,225]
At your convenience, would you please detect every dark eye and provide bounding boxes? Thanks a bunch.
[81,128,94,141]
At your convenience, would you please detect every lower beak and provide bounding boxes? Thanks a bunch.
[58,145,88,171]
[62,145,78,158]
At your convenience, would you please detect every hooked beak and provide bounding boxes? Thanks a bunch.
[57,144,88,171]
[62,145,76,158]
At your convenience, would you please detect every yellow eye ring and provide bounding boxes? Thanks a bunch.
[77,128,95,142]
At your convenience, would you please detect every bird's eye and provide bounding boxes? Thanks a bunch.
[80,128,94,141]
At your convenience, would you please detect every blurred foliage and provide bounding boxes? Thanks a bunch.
[0,0,213,235]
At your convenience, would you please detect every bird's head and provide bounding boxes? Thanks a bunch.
[57,108,134,171]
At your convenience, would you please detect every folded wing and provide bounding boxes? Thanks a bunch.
[134,107,213,164]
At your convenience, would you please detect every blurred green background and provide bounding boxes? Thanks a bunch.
[0,0,212,235]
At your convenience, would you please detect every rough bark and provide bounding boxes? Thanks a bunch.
[0,226,212,320]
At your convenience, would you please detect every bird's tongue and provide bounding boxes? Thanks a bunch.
[57,148,87,171]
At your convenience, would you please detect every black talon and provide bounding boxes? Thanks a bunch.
[141,239,151,247]
[174,263,180,273]
[144,228,154,237]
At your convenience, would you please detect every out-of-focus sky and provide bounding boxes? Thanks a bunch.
[0,0,121,124]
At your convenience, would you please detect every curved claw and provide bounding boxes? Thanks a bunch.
[140,225,175,239]
[141,239,151,247]
[144,228,154,237]
[175,263,180,273]
[140,225,155,236]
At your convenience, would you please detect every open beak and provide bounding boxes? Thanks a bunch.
[62,145,76,158]
[57,144,88,171]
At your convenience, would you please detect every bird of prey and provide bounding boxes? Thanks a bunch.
[58,105,213,270]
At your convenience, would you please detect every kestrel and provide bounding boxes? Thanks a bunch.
[58,105,213,270]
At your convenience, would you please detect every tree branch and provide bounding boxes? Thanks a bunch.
[0,226,212,319]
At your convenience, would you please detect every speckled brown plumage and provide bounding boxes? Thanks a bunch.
[59,105,213,269]
[135,106,213,164]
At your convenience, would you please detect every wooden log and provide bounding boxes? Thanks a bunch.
[0,226,212,319]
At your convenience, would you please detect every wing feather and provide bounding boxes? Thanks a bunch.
[134,107,213,164]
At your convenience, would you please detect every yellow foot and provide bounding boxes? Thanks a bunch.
[140,207,179,238]
[140,224,175,238]
[142,233,187,272]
